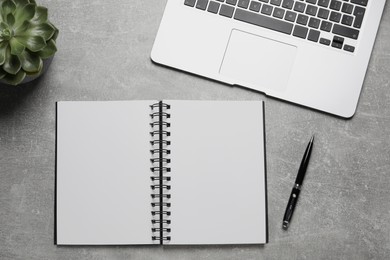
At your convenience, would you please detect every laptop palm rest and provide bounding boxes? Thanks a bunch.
[220,29,297,93]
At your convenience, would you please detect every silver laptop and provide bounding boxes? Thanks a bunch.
[151,0,386,118]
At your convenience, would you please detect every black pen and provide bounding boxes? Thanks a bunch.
[282,135,314,230]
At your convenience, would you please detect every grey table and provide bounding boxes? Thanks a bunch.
[1,1,389,259]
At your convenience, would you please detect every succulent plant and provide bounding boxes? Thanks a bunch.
[0,0,58,85]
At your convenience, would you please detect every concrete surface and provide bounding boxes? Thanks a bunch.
[0,0,389,259]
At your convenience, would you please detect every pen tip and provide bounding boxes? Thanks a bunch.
[282,221,289,230]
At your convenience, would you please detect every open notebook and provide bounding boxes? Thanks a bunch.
[55,100,268,245]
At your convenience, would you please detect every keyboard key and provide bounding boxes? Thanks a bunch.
[234,8,294,34]
[285,10,297,22]
[306,5,318,16]
[332,35,344,49]
[294,2,306,13]
[190,0,364,50]
[208,1,221,13]
[320,38,331,45]
[341,3,353,14]
[329,11,342,22]
[318,8,330,19]
[329,0,342,11]
[353,6,365,28]
[282,0,294,9]
[308,17,320,28]
[333,35,344,43]
[196,0,209,10]
[341,14,353,26]
[317,0,330,8]
[333,23,359,39]
[238,0,250,8]
[184,0,197,7]
[293,25,308,39]
[297,14,309,25]
[226,0,238,5]
[308,29,320,42]
[344,44,355,52]
[261,4,273,15]
[249,1,262,12]
[220,4,235,17]
[320,20,332,32]
[270,0,282,6]
[273,7,285,18]
[332,42,342,49]
[351,0,367,6]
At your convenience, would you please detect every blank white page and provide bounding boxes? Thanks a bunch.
[56,101,155,245]
[166,101,267,245]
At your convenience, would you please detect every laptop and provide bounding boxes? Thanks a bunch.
[151,0,386,118]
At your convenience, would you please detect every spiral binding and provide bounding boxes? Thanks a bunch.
[150,101,171,244]
[151,219,171,224]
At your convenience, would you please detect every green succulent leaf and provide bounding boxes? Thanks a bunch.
[0,67,6,79]
[14,3,36,28]
[0,42,8,65]
[10,37,25,55]
[21,22,55,41]
[14,35,46,52]
[2,0,16,16]
[26,67,41,77]
[38,39,56,59]
[2,69,26,85]
[3,46,22,74]
[6,13,15,27]
[31,6,48,24]
[13,20,29,35]
[0,22,8,31]
[13,0,30,7]
[18,48,42,73]
[0,0,58,85]
[51,26,59,41]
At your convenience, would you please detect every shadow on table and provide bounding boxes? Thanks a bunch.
[0,76,45,118]
[55,244,265,249]
[162,244,265,250]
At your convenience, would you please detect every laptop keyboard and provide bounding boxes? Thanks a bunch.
[184,0,368,53]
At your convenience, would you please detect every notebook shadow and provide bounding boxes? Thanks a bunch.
[162,244,265,250]
[55,244,265,249]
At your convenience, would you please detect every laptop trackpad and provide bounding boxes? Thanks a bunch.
[220,29,297,92]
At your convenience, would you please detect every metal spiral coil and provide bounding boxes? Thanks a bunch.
[150,167,171,173]
[150,140,171,146]
[150,176,171,181]
[150,158,171,163]
[151,202,171,207]
[152,236,171,241]
[151,219,171,224]
[150,148,171,155]
[150,112,170,119]
[151,194,171,199]
[150,101,171,244]
[151,184,171,190]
